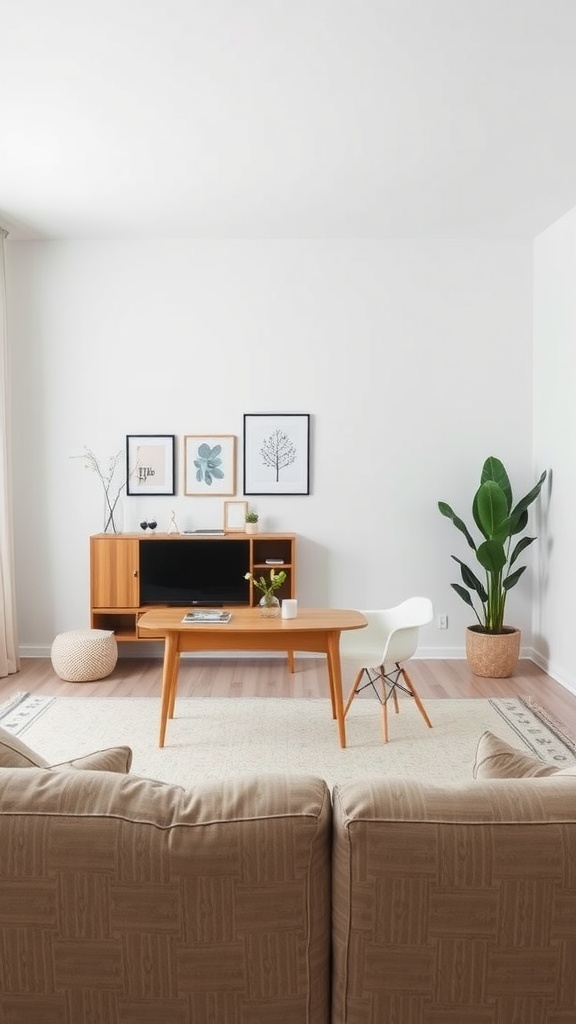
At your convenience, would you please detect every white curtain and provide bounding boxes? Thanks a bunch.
[0,229,20,676]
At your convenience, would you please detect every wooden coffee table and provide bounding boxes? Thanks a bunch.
[138,606,367,749]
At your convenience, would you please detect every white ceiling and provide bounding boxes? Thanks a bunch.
[3,0,576,241]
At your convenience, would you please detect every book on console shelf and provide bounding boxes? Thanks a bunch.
[181,529,225,535]
[182,611,231,623]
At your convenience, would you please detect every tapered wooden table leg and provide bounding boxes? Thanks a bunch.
[159,632,180,748]
[168,650,181,719]
[326,632,347,748]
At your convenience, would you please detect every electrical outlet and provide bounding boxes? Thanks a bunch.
[437,613,448,629]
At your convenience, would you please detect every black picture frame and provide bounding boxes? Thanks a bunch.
[243,414,310,495]
[126,434,176,496]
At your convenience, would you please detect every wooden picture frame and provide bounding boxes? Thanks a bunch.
[126,434,176,496]
[223,500,248,532]
[184,435,236,496]
[243,414,310,495]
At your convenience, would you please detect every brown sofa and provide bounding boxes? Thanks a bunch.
[0,727,575,1023]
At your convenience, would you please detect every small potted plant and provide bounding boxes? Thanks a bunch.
[245,509,259,534]
[438,456,547,677]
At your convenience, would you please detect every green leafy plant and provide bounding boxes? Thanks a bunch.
[438,457,547,633]
[245,509,259,523]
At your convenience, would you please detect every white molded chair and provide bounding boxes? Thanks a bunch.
[340,597,434,742]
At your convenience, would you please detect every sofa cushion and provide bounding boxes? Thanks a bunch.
[332,774,576,1023]
[0,727,50,768]
[0,724,132,773]
[473,729,576,778]
[0,770,331,1024]
[51,746,133,773]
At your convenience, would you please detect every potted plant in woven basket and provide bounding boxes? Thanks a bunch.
[438,456,547,677]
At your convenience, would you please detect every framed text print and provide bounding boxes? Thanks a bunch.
[184,435,236,496]
[126,435,176,496]
[243,414,310,495]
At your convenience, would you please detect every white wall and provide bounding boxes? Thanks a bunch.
[6,239,535,658]
[533,209,576,691]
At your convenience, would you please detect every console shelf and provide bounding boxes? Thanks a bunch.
[90,533,296,641]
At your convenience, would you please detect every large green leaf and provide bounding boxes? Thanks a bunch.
[481,457,512,510]
[503,565,526,591]
[509,535,535,566]
[473,482,509,540]
[508,508,528,536]
[451,584,476,608]
[452,556,488,602]
[476,538,506,574]
[438,502,476,550]
[510,470,547,520]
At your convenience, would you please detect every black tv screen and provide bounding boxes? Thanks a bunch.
[139,539,250,606]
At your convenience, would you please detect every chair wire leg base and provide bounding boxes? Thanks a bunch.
[343,663,432,742]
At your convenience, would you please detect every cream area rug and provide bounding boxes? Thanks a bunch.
[1,693,575,790]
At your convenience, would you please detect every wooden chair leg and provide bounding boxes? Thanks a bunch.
[391,680,400,714]
[381,691,389,743]
[343,669,365,717]
[400,666,433,730]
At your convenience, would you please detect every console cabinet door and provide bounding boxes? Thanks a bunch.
[91,537,140,608]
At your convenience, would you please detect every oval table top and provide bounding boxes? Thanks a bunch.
[138,606,367,634]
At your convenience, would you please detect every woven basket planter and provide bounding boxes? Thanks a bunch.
[465,626,521,678]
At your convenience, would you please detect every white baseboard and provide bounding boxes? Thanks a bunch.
[20,645,54,659]
[529,648,576,698]
[416,645,465,659]
[19,644,299,661]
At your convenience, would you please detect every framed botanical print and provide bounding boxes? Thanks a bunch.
[126,435,176,496]
[243,414,310,495]
[184,435,236,496]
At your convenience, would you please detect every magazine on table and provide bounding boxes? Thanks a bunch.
[182,611,231,623]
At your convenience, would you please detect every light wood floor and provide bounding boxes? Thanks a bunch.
[2,655,576,737]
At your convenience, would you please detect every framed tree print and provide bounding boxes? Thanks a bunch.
[126,435,176,496]
[243,414,310,495]
[184,435,236,496]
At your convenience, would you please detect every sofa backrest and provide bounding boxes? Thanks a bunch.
[332,775,576,1024]
[0,768,332,1024]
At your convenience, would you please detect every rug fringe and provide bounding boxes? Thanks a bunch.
[0,691,30,719]
[520,694,576,757]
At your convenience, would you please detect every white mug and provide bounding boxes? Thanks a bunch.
[282,599,298,619]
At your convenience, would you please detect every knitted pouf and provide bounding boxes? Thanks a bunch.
[51,629,118,682]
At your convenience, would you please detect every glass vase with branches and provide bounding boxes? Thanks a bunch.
[73,446,127,534]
